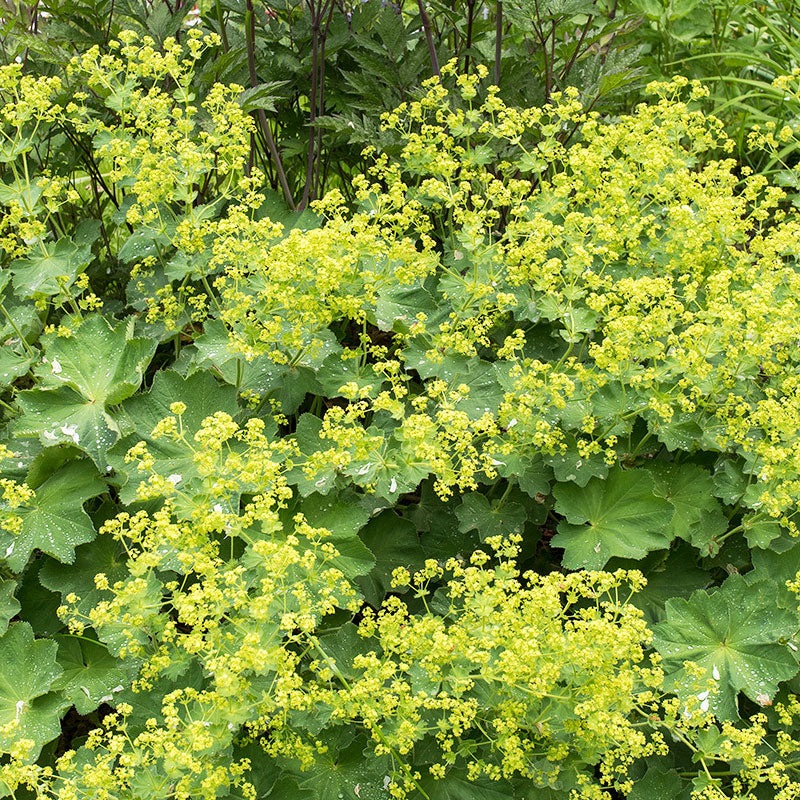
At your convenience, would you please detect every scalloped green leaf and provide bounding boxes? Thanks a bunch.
[286,414,338,496]
[653,575,800,719]
[11,236,92,298]
[0,347,31,389]
[14,388,118,470]
[108,369,238,503]
[53,636,129,715]
[281,729,389,800]
[0,622,66,759]
[746,539,800,610]
[647,462,727,553]
[40,534,128,620]
[192,319,331,413]
[34,315,156,405]
[627,766,684,800]
[14,316,156,467]
[356,510,427,605]
[545,435,608,486]
[455,491,527,542]
[552,467,673,569]
[420,770,513,800]
[0,459,105,571]
[281,493,375,580]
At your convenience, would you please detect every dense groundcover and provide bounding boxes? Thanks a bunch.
[4,5,800,800]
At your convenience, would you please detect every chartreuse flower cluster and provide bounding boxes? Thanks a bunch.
[170,63,800,537]
[7,30,800,800]
[66,30,252,228]
[0,412,795,800]
[5,412,800,799]
[0,61,72,262]
[12,35,800,531]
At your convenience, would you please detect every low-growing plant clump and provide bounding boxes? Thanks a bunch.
[3,21,800,800]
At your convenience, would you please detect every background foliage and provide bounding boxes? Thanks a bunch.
[2,2,800,799]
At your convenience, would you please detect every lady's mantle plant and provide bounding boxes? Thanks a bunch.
[2,31,800,800]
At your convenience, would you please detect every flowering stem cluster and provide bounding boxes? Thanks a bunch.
[4,32,800,800]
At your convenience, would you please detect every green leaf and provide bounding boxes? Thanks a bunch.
[0,347,31,388]
[53,636,129,715]
[14,387,118,469]
[0,181,42,212]
[117,227,170,263]
[286,414,338,496]
[11,236,93,298]
[492,450,551,499]
[316,352,380,398]
[545,436,609,486]
[373,281,440,334]
[741,513,785,550]
[746,539,800,610]
[612,542,712,625]
[16,561,62,637]
[712,457,747,505]
[282,729,389,800]
[35,315,156,405]
[238,81,287,114]
[419,770,513,800]
[40,535,128,620]
[449,361,504,420]
[108,369,239,503]
[1,459,105,571]
[357,510,427,605]
[627,767,684,800]
[297,492,370,537]
[648,463,727,552]
[25,444,84,490]
[15,316,157,467]
[455,491,527,542]
[255,188,321,233]
[295,492,379,579]
[301,532,375,581]
[0,622,66,758]
[0,582,20,637]
[412,481,479,561]
[317,623,365,682]
[552,467,673,569]
[192,319,329,413]
[0,297,42,346]
[654,574,800,719]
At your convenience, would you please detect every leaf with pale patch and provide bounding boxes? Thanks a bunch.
[34,315,156,405]
[654,574,800,719]
[14,388,118,470]
[14,316,156,467]
[53,636,130,714]
[0,622,67,759]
